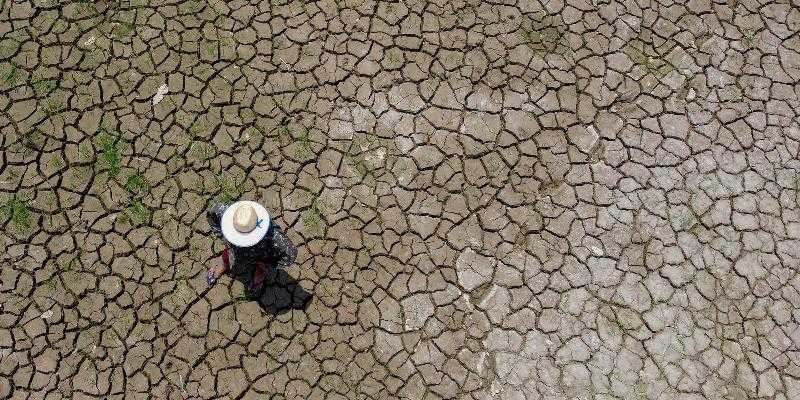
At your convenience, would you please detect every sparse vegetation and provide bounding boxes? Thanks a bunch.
[77,140,93,161]
[302,193,326,234]
[119,200,149,225]
[3,198,31,228]
[742,28,759,49]
[32,73,57,93]
[2,64,22,87]
[276,122,292,144]
[111,21,136,38]
[98,133,123,178]
[40,99,64,117]
[16,129,44,154]
[385,48,402,67]
[42,276,59,292]
[124,173,150,194]
[295,128,313,157]
[518,13,569,57]
[347,154,372,180]
[214,173,246,203]
[623,38,676,78]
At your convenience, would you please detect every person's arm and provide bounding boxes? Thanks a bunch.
[270,225,298,268]
[206,203,227,236]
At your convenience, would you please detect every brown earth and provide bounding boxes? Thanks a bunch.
[1,0,800,399]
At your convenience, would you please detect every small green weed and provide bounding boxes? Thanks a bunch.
[124,173,150,193]
[50,154,64,170]
[112,21,136,38]
[3,199,31,228]
[40,99,64,117]
[32,74,57,93]
[295,128,312,157]
[301,193,325,233]
[214,174,245,203]
[17,129,44,154]
[119,200,149,225]
[742,29,759,49]
[2,64,22,87]
[623,39,675,78]
[98,134,123,178]
[519,13,569,57]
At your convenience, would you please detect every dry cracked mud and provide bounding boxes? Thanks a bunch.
[1,0,800,399]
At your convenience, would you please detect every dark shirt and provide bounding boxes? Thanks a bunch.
[207,203,297,269]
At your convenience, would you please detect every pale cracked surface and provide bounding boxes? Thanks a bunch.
[1,0,800,399]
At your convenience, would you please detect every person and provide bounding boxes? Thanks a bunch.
[206,200,298,295]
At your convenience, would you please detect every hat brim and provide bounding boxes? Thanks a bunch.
[220,201,270,247]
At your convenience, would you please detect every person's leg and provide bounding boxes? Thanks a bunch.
[207,247,231,285]
[247,261,268,295]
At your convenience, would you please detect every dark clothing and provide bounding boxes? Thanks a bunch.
[207,203,297,269]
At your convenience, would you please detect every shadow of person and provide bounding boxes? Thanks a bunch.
[229,265,311,316]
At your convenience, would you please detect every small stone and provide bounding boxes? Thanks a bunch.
[152,84,169,105]
[40,310,53,320]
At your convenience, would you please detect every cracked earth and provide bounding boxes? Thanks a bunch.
[1,0,800,398]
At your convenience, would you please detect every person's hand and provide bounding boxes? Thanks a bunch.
[206,248,230,285]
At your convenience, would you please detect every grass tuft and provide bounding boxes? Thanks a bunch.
[623,38,675,78]
[119,200,149,225]
[295,128,312,157]
[214,173,245,203]
[2,64,22,87]
[124,173,150,193]
[518,13,569,57]
[98,133,123,178]
[3,199,31,228]
[301,193,325,234]
[18,129,44,154]
[112,21,136,38]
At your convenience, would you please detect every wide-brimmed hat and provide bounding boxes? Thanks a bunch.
[220,201,270,247]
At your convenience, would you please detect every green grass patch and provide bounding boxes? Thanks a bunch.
[119,200,149,225]
[295,128,313,157]
[301,193,326,234]
[2,64,22,87]
[111,21,136,38]
[32,73,57,93]
[40,99,64,117]
[519,13,569,57]
[623,38,676,78]
[124,173,150,194]
[3,199,31,228]
[16,129,44,154]
[214,173,245,203]
[49,154,64,171]
[98,133,123,178]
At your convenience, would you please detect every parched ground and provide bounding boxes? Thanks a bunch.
[1,0,800,398]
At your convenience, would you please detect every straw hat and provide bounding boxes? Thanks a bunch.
[220,201,270,247]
